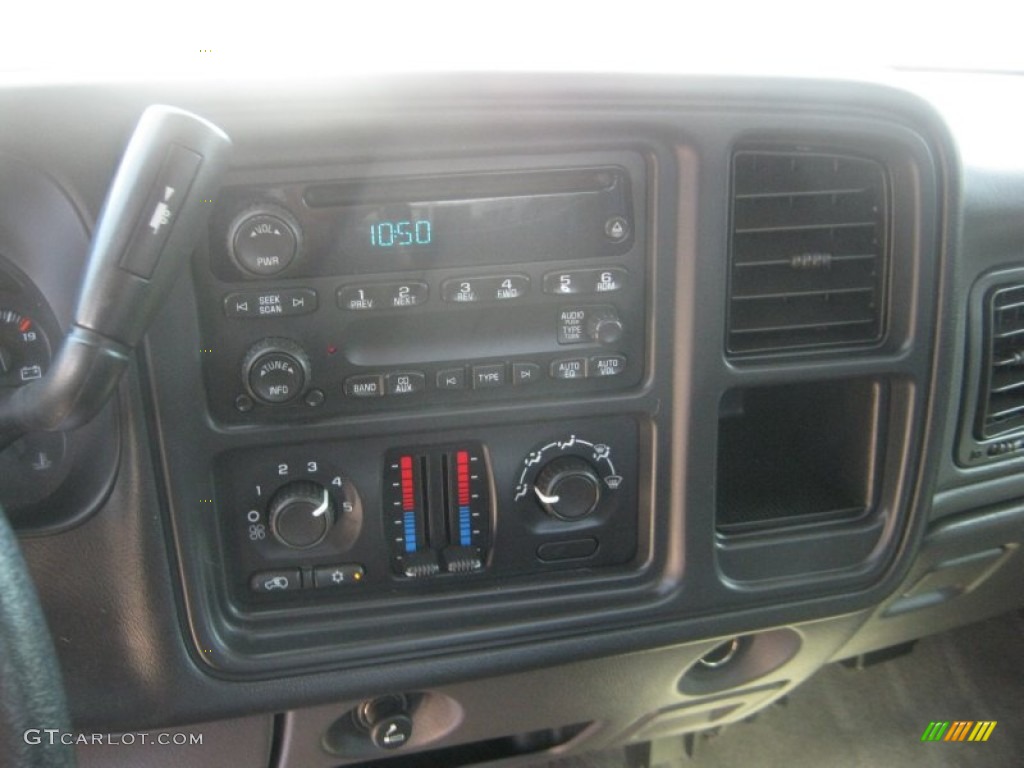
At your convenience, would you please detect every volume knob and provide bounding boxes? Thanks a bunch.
[533,457,602,520]
[268,481,335,548]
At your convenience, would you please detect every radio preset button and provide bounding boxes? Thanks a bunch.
[436,368,467,390]
[387,282,428,308]
[472,363,506,388]
[512,362,541,385]
[590,355,626,377]
[339,282,427,311]
[443,275,529,303]
[489,275,529,301]
[338,285,382,311]
[224,288,317,318]
[344,374,384,398]
[386,371,425,396]
[443,279,480,303]
[551,358,587,380]
[592,268,627,293]
[544,268,627,296]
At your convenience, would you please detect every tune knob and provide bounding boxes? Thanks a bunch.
[587,308,623,345]
[268,481,335,548]
[242,337,310,405]
[533,456,602,520]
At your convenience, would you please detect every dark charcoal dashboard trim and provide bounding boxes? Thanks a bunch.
[4,74,959,730]
[129,78,955,680]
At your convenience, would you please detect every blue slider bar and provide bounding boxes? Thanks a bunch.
[404,511,418,553]
[459,506,472,547]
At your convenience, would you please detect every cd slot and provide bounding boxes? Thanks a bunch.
[303,168,622,208]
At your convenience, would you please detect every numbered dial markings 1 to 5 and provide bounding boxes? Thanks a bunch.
[243,461,360,549]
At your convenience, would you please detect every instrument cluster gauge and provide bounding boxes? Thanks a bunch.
[0,296,70,516]
[0,308,51,388]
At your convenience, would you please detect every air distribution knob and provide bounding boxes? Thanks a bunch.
[533,456,602,520]
[268,481,335,548]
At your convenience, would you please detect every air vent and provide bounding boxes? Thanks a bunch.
[727,151,888,354]
[977,284,1024,440]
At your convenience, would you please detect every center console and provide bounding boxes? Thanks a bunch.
[193,151,648,607]
[134,84,944,688]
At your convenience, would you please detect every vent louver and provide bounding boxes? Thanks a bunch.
[727,151,888,354]
[978,284,1024,439]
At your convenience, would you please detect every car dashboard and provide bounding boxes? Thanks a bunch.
[1,72,1023,767]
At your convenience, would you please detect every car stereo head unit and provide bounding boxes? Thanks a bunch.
[194,150,647,422]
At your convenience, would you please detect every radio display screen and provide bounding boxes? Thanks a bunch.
[300,166,635,274]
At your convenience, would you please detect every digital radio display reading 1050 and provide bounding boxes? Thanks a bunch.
[368,219,433,249]
[291,165,635,275]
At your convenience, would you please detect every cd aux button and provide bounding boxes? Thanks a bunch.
[386,372,425,396]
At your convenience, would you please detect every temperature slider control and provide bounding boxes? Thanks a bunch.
[384,444,492,578]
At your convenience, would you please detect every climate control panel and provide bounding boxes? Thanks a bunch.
[214,417,640,604]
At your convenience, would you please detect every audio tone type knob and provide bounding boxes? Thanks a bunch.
[534,456,602,520]
[229,205,301,276]
[268,481,335,548]
[242,338,310,405]
[587,307,623,345]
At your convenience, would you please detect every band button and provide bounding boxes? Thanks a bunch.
[344,374,384,398]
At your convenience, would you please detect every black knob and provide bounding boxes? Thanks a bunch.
[534,456,602,520]
[229,205,301,276]
[268,481,335,548]
[587,308,623,345]
[242,338,310,405]
[370,714,413,750]
[354,695,413,751]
